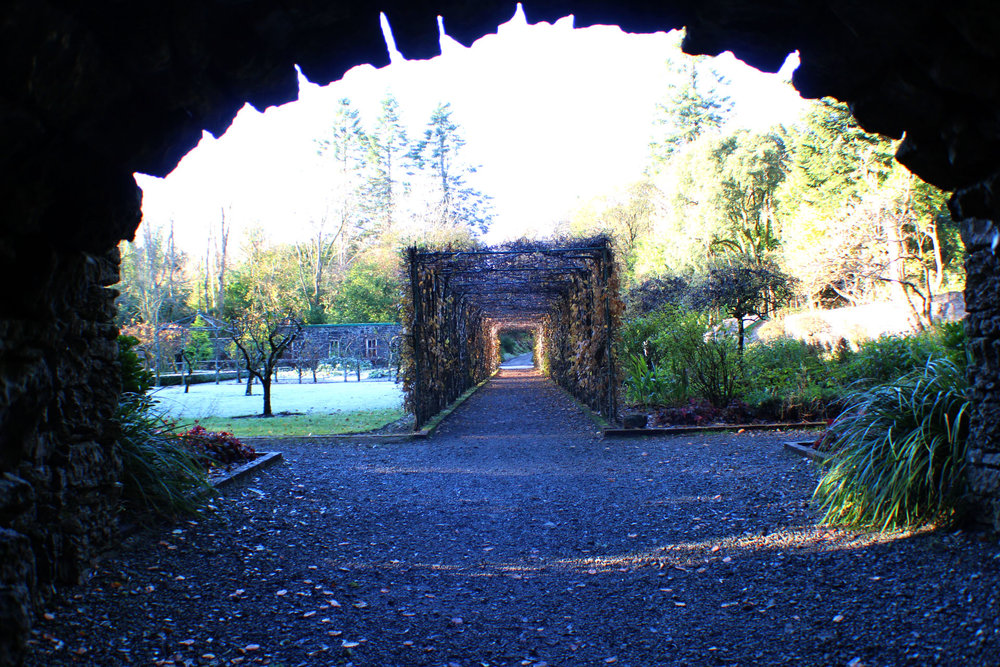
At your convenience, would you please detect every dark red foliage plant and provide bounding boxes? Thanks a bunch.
[180,425,257,470]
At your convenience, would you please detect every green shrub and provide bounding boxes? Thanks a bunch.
[741,337,839,420]
[621,305,710,405]
[621,306,746,407]
[835,323,967,388]
[689,332,743,408]
[184,316,215,362]
[116,394,213,519]
[812,356,972,530]
[499,332,533,360]
[118,335,152,394]
[624,353,672,405]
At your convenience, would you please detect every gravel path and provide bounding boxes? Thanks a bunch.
[26,368,1000,666]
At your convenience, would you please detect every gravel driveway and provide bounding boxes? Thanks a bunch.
[25,368,1000,666]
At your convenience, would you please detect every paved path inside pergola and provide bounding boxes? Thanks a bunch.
[26,369,1000,666]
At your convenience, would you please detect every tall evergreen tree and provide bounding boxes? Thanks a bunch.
[362,93,410,237]
[710,130,788,264]
[410,103,493,235]
[316,98,369,267]
[649,56,734,164]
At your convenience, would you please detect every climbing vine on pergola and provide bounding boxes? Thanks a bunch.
[401,237,622,427]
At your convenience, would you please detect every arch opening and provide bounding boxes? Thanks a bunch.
[402,237,621,427]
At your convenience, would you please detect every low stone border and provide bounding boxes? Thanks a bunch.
[603,422,827,437]
[210,451,284,488]
[782,441,832,463]
[118,453,284,539]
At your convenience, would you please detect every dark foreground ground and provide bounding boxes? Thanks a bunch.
[25,369,1000,666]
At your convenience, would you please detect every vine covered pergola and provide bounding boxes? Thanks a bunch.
[402,237,623,427]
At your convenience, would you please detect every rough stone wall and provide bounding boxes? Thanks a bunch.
[0,244,122,664]
[958,217,1000,527]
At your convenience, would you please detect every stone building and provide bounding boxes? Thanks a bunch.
[3,2,1000,663]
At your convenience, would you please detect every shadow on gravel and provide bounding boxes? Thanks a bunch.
[23,368,1000,666]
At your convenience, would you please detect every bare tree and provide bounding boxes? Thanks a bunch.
[229,307,302,417]
[294,209,340,323]
[216,206,230,317]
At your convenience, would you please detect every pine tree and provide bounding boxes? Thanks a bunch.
[316,98,369,267]
[362,93,410,237]
[410,103,493,235]
[649,56,734,164]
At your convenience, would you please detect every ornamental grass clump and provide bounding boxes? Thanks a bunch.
[813,356,972,530]
[116,393,214,519]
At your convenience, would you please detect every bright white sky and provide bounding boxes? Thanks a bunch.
[135,5,807,256]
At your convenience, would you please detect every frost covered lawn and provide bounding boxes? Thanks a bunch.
[151,378,404,419]
[150,379,406,436]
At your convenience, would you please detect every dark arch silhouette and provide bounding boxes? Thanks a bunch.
[4,3,1000,662]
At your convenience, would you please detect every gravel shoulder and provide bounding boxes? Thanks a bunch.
[25,368,1000,666]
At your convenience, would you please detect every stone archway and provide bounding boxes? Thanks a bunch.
[4,2,1000,662]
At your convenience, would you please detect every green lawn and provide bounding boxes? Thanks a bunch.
[178,407,407,437]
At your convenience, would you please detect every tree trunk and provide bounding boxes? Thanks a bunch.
[182,352,192,394]
[882,215,907,302]
[245,372,253,396]
[216,207,229,317]
[262,376,272,417]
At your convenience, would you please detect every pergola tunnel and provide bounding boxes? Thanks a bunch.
[402,238,623,427]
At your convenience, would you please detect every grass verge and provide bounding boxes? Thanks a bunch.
[179,407,406,437]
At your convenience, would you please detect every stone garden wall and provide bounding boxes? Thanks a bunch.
[0,246,122,664]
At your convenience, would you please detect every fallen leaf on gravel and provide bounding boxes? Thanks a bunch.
[673,602,686,607]
[341,640,360,649]
[833,614,845,623]
[328,630,342,637]
[605,657,618,664]
[275,589,288,596]
[303,611,316,618]
[353,601,368,609]
[244,644,260,652]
